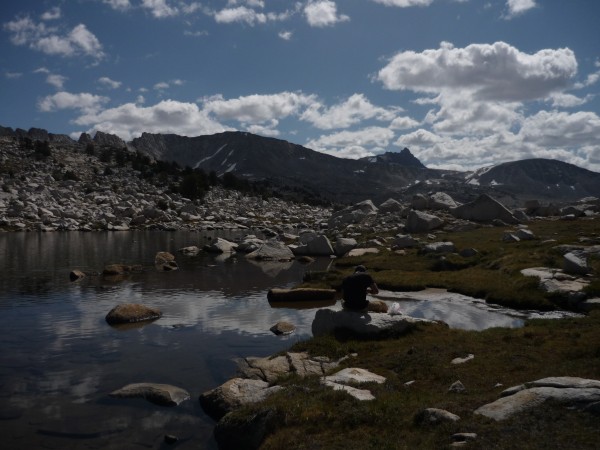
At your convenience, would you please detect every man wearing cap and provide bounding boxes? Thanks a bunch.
[341,265,379,311]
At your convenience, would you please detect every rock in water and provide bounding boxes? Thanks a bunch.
[110,383,190,406]
[105,304,162,324]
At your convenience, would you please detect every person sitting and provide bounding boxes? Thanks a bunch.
[341,265,379,311]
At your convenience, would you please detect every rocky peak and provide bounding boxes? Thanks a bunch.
[363,148,426,169]
[93,131,126,148]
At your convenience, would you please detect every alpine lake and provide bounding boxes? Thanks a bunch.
[0,230,572,449]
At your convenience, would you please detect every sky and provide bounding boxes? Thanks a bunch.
[1,0,599,172]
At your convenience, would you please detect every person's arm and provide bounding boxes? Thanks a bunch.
[368,282,379,295]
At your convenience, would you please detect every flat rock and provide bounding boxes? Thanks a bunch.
[474,377,600,421]
[110,382,190,406]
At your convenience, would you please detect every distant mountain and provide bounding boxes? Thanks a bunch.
[3,125,599,206]
[361,148,426,168]
[466,159,600,202]
[128,131,438,204]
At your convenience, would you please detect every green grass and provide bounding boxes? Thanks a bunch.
[299,218,600,311]
[236,311,600,449]
[224,217,600,449]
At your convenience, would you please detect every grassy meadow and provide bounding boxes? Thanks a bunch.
[224,218,600,449]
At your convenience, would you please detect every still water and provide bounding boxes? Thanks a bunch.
[0,231,526,449]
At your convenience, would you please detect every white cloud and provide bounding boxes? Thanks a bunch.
[41,7,62,21]
[153,81,170,90]
[3,16,105,60]
[548,93,592,108]
[73,100,229,141]
[304,1,349,27]
[5,71,23,79]
[389,116,420,130]
[371,0,434,7]
[393,110,600,172]
[244,120,280,137]
[184,29,208,37]
[103,0,132,10]
[305,127,395,159]
[377,41,576,102]
[214,6,267,25]
[300,93,397,129]
[38,91,109,114]
[47,74,68,89]
[504,0,537,19]
[98,77,122,89]
[202,92,316,124]
[141,0,179,18]
[518,110,600,149]
[279,30,293,40]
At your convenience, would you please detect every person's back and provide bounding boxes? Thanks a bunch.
[342,266,378,310]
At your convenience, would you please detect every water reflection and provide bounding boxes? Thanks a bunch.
[0,232,550,450]
[374,289,525,330]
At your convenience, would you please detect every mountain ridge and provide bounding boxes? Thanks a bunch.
[1,125,599,206]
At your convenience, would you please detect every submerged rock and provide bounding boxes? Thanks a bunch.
[110,382,190,406]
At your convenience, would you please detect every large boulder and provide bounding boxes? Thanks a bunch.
[451,194,518,224]
[405,210,443,233]
[429,192,458,210]
[563,251,590,275]
[291,234,334,256]
[379,198,403,213]
[411,194,429,210]
[245,240,294,261]
[203,237,238,254]
[391,234,420,249]
[312,309,434,337]
[328,200,378,229]
[199,378,283,421]
[334,237,358,256]
[474,377,600,421]
[110,383,190,406]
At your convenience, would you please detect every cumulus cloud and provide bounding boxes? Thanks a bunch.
[377,41,577,102]
[73,100,229,141]
[202,92,316,124]
[393,109,600,172]
[304,1,349,27]
[300,93,398,129]
[305,127,395,159]
[3,16,105,60]
[504,0,537,19]
[38,91,109,114]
